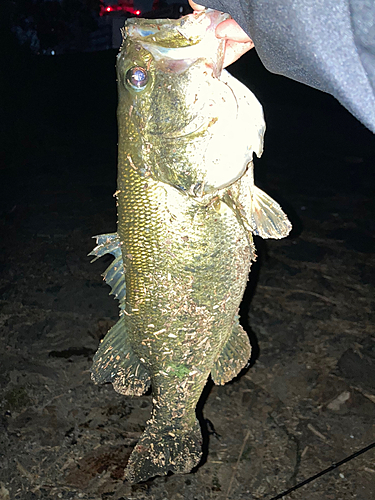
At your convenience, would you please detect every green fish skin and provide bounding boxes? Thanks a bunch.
[90,9,291,483]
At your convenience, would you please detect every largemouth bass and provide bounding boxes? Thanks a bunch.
[90,9,291,483]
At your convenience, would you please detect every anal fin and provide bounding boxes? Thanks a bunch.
[211,316,251,385]
[91,316,151,396]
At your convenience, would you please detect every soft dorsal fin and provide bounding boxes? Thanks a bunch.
[91,316,151,397]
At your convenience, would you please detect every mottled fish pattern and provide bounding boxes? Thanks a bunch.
[90,9,291,483]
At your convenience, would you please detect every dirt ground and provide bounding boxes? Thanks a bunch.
[1,47,374,500]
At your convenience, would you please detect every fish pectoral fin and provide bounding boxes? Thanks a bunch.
[91,316,151,397]
[252,185,292,239]
[89,232,126,310]
[211,316,251,385]
[221,191,257,260]
[124,418,202,483]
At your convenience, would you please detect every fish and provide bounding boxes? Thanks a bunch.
[89,9,291,483]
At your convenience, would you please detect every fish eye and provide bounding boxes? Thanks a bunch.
[126,66,149,90]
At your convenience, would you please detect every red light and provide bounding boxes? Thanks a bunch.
[106,6,112,11]
[135,10,141,15]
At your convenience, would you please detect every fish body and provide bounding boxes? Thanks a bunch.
[90,10,291,483]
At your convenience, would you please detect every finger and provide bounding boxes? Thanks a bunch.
[188,1,205,11]
[223,40,254,68]
[216,19,252,43]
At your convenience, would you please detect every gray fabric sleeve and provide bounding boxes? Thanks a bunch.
[202,0,375,133]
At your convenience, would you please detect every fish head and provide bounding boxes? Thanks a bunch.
[117,9,265,196]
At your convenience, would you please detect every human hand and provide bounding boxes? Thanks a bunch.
[188,1,254,68]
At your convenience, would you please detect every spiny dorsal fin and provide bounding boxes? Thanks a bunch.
[102,255,126,303]
[88,233,126,308]
[89,233,121,261]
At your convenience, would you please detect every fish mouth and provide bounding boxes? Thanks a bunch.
[125,10,230,48]
[125,10,229,77]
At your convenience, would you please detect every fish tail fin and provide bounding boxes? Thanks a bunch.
[124,418,202,483]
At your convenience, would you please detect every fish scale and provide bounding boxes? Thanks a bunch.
[90,9,291,483]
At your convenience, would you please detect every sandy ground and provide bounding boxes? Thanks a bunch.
[1,48,374,499]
